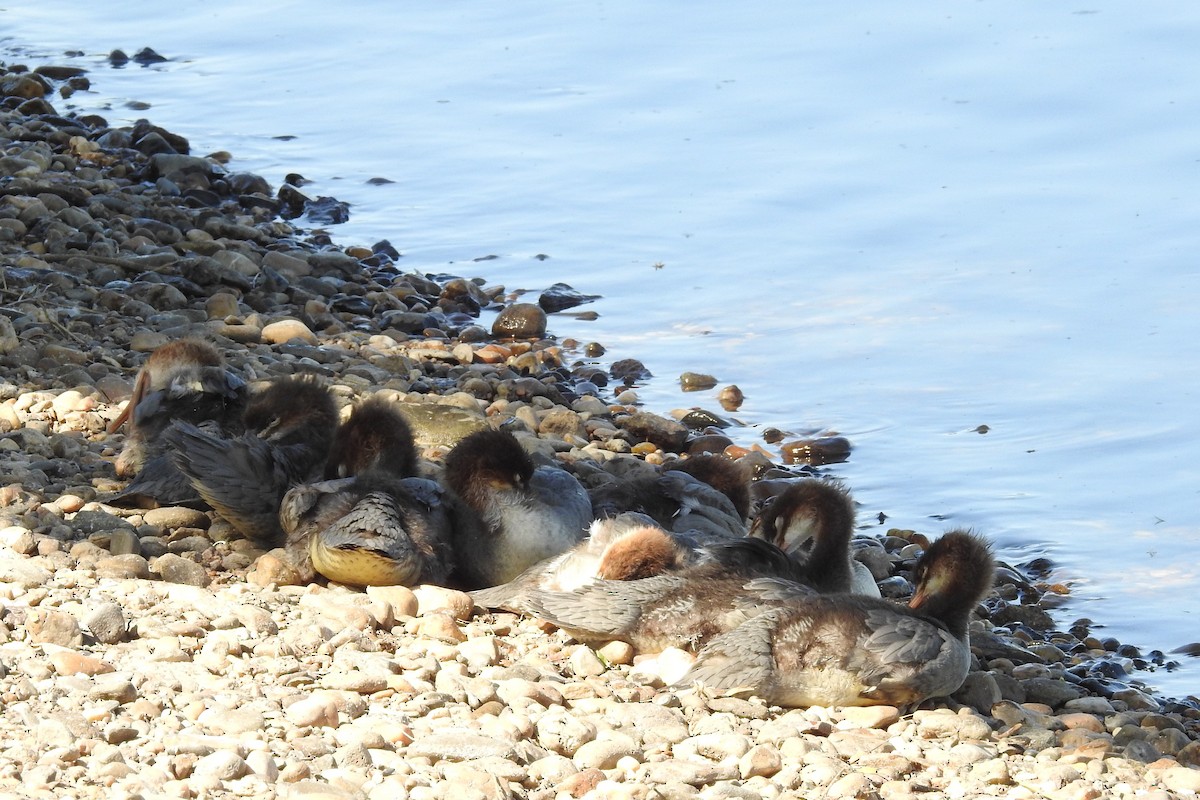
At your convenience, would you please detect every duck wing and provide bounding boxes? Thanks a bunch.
[106,453,205,509]
[166,420,321,546]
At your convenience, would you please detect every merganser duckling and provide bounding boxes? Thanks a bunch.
[470,513,700,611]
[106,340,247,509]
[679,530,995,707]
[588,454,749,539]
[750,479,880,597]
[280,396,454,586]
[165,375,338,546]
[110,339,246,477]
[443,428,592,589]
[521,562,816,653]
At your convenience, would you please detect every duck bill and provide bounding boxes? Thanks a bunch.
[908,587,929,610]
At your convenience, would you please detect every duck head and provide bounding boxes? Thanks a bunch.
[324,395,418,479]
[596,524,691,581]
[443,428,535,500]
[908,529,996,637]
[244,375,339,446]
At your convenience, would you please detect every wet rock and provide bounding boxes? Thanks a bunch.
[679,372,718,392]
[780,435,852,466]
[538,282,600,312]
[492,302,547,339]
[615,411,688,452]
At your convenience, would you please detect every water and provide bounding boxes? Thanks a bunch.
[5,1,1198,698]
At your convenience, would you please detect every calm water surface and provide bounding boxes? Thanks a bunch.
[5,1,1198,697]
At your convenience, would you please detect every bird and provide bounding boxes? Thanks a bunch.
[469,512,700,612]
[106,339,246,509]
[109,338,246,475]
[678,530,996,708]
[164,375,338,546]
[442,428,593,589]
[520,564,817,653]
[280,395,454,586]
[282,470,455,587]
[587,454,750,539]
[749,479,880,596]
[470,506,817,617]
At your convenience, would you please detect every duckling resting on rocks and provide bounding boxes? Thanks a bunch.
[678,529,996,708]
[280,396,455,587]
[586,454,750,539]
[165,375,338,547]
[750,478,880,597]
[470,512,709,612]
[106,339,246,508]
[443,428,593,589]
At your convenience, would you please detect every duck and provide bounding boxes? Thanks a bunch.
[471,508,817,616]
[280,396,455,586]
[442,428,593,589]
[519,558,817,653]
[470,512,701,612]
[678,530,996,708]
[749,479,880,597]
[587,454,750,539]
[165,375,338,546]
[109,338,246,476]
[106,339,247,509]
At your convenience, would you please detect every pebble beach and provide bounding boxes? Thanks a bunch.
[2,58,1199,800]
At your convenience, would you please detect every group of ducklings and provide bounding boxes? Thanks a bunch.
[108,339,997,709]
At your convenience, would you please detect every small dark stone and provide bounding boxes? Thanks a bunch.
[679,372,718,392]
[537,282,600,313]
[615,411,688,453]
[304,196,350,225]
[610,358,651,383]
[133,47,169,65]
[780,436,852,466]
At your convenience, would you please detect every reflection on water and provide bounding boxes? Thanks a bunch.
[4,0,1199,697]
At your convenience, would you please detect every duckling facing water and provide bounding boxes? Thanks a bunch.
[750,479,880,597]
[443,428,592,589]
[679,529,996,707]
[281,396,454,586]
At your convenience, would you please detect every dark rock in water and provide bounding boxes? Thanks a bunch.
[305,196,350,225]
[1171,642,1200,657]
[679,372,718,392]
[677,408,730,430]
[373,239,402,261]
[719,385,744,411]
[34,65,88,81]
[780,436,851,466]
[134,48,169,66]
[109,49,130,68]
[537,282,600,312]
[491,302,546,339]
[611,358,651,384]
[615,411,688,452]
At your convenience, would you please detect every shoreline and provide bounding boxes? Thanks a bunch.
[2,58,1199,798]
